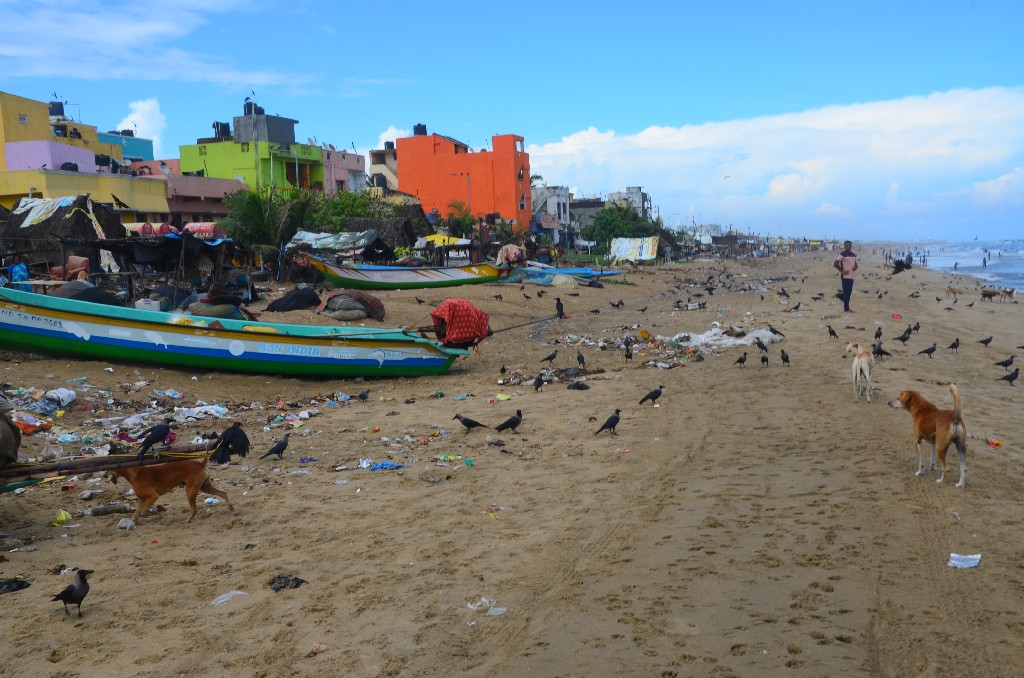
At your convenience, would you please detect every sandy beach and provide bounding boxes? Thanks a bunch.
[1,249,1022,677]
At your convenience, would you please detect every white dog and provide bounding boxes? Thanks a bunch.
[843,342,874,403]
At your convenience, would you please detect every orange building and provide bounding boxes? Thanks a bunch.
[396,126,531,230]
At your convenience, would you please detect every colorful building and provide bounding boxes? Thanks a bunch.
[396,125,531,230]
[0,90,168,219]
[179,103,365,195]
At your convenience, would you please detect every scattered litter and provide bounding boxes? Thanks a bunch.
[210,590,249,607]
[116,518,136,530]
[269,574,307,592]
[204,498,221,505]
[467,596,508,616]
[305,643,328,658]
[369,461,405,471]
[947,553,982,568]
[0,579,31,595]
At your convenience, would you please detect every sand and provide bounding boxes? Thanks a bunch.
[1,250,1022,677]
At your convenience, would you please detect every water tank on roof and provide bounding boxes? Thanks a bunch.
[120,129,134,137]
[212,121,230,137]
[413,124,427,136]
[244,101,255,115]
[48,101,65,117]
[384,141,395,150]
[60,162,79,172]
[255,105,265,115]
[95,154,111,167]
[373,174,387,188]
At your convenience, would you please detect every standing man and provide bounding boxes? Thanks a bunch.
[834,240,858,313]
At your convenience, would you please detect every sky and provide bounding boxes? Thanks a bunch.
[1,0,1022,241]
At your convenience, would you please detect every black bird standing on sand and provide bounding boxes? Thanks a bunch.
[495,409,523,433]
[639,386,663,406]
[534,373,544,392]
[894,329,913,345]
[453,414,489,431]
[874,327,883,341]
[979,336,993,347]
[918,343,937,358]
[210,422,250,464]
[827,325,839,340]
[136,418,173,460]
[415,297,425,305]
[873,342,892,358]
[577,350,586,369]
[948,338,960,352]
[734,352,748,367]
[760,355,769,367]
[780,349,791,366]
[767,324,785,338]
[540,349,558,365]
[52,568,93,618]
[594,409,621,435]
[500,364,507,376]
[555,297,565,319]
[754,337,769,353]
[913,322,921,333]
[357,389,370,402]
[995,356,1015,371]
[259,433,290,460]
[997,368,1019,386]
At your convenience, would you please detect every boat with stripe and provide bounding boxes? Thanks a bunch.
[0,287,464,377]
[303,253,511,290]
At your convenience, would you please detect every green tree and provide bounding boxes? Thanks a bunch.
[219,188,291,248]
[445,199,475,239]
[581,204,656,253]
[311,190,396,232]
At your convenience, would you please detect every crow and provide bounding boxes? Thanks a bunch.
[594,409,621,435]
[917,343,937,358]
[760,355,769,367]
[493,294,503,301]
[873,342,892,358]
[495,409,522,433]
[500,364,507,376]
[624,344,633,362]
[540,349,558,364]
[536,290,546,298]
[415,297,425,305]
[780,349,790,366]
[639,385,663,406]
[997,368,1018,386]
[357,389,370,402]
[136,418,173,460]
[734,352,748,367]
[912,322,921,333]
[577,350,586,370]
[754,337,769,353]
[52,568,94,618]
[523,293,532,301]
[995,356,1015,371]
[638,306,647,314]
[948,338,960,352]
[210,422,250,465]
[589,309,601,314]
[612,299,624,308]
[533,373,544,392]
[259,433,290,460]
[767,324,785,338]
[555,297,564,318]
[453,414,489,431]
[894,330,912,345]
[979,336,993,347]
[874,327,883,341]
[827,325,838,340]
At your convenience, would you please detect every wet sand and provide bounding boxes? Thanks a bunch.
[1,250,1022,677]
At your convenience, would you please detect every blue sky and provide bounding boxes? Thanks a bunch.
[1,0,1022,241]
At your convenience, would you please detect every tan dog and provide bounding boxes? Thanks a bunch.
[887,384,967,488]
[843,342,874,403]
[999,288,1016,302]
[945,285,963,299]
[108,459,231,523]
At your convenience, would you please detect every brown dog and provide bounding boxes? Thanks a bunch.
[843,342,874,403]
[888,384,967,488]
[108,459,231,523]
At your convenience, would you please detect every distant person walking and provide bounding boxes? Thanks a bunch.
[834,240,858,313]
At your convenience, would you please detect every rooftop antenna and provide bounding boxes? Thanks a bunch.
[351,141,357,152]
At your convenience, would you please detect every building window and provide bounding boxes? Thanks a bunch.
[519,195,526,209]
[241,142,250,152]
[518,168,524,181]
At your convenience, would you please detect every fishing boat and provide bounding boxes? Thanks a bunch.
[304,253,511,290]
[0,287,465,377]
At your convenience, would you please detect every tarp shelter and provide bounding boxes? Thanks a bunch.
[286,229,395,262]
[184,222,227,240]
[609,236,659,262]
[1,195,123,272]
[423,234,469,246]
[124,222,179,236]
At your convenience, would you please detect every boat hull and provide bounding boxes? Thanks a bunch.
[0,288,463,378]
[305,254,510,290]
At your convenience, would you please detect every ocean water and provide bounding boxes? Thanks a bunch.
[898,240,1024,291]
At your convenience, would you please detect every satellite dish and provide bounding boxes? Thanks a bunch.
[235,175,244,182]
[158,161,170,175]
[307,137,314,145]
[328,144,336,151]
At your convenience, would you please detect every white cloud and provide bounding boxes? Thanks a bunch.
[528,87,1024,238]
[116,99,167,158]
[0,1,313,87]
[376,126,410,150]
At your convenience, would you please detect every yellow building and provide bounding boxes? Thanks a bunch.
[0,90,169,219]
